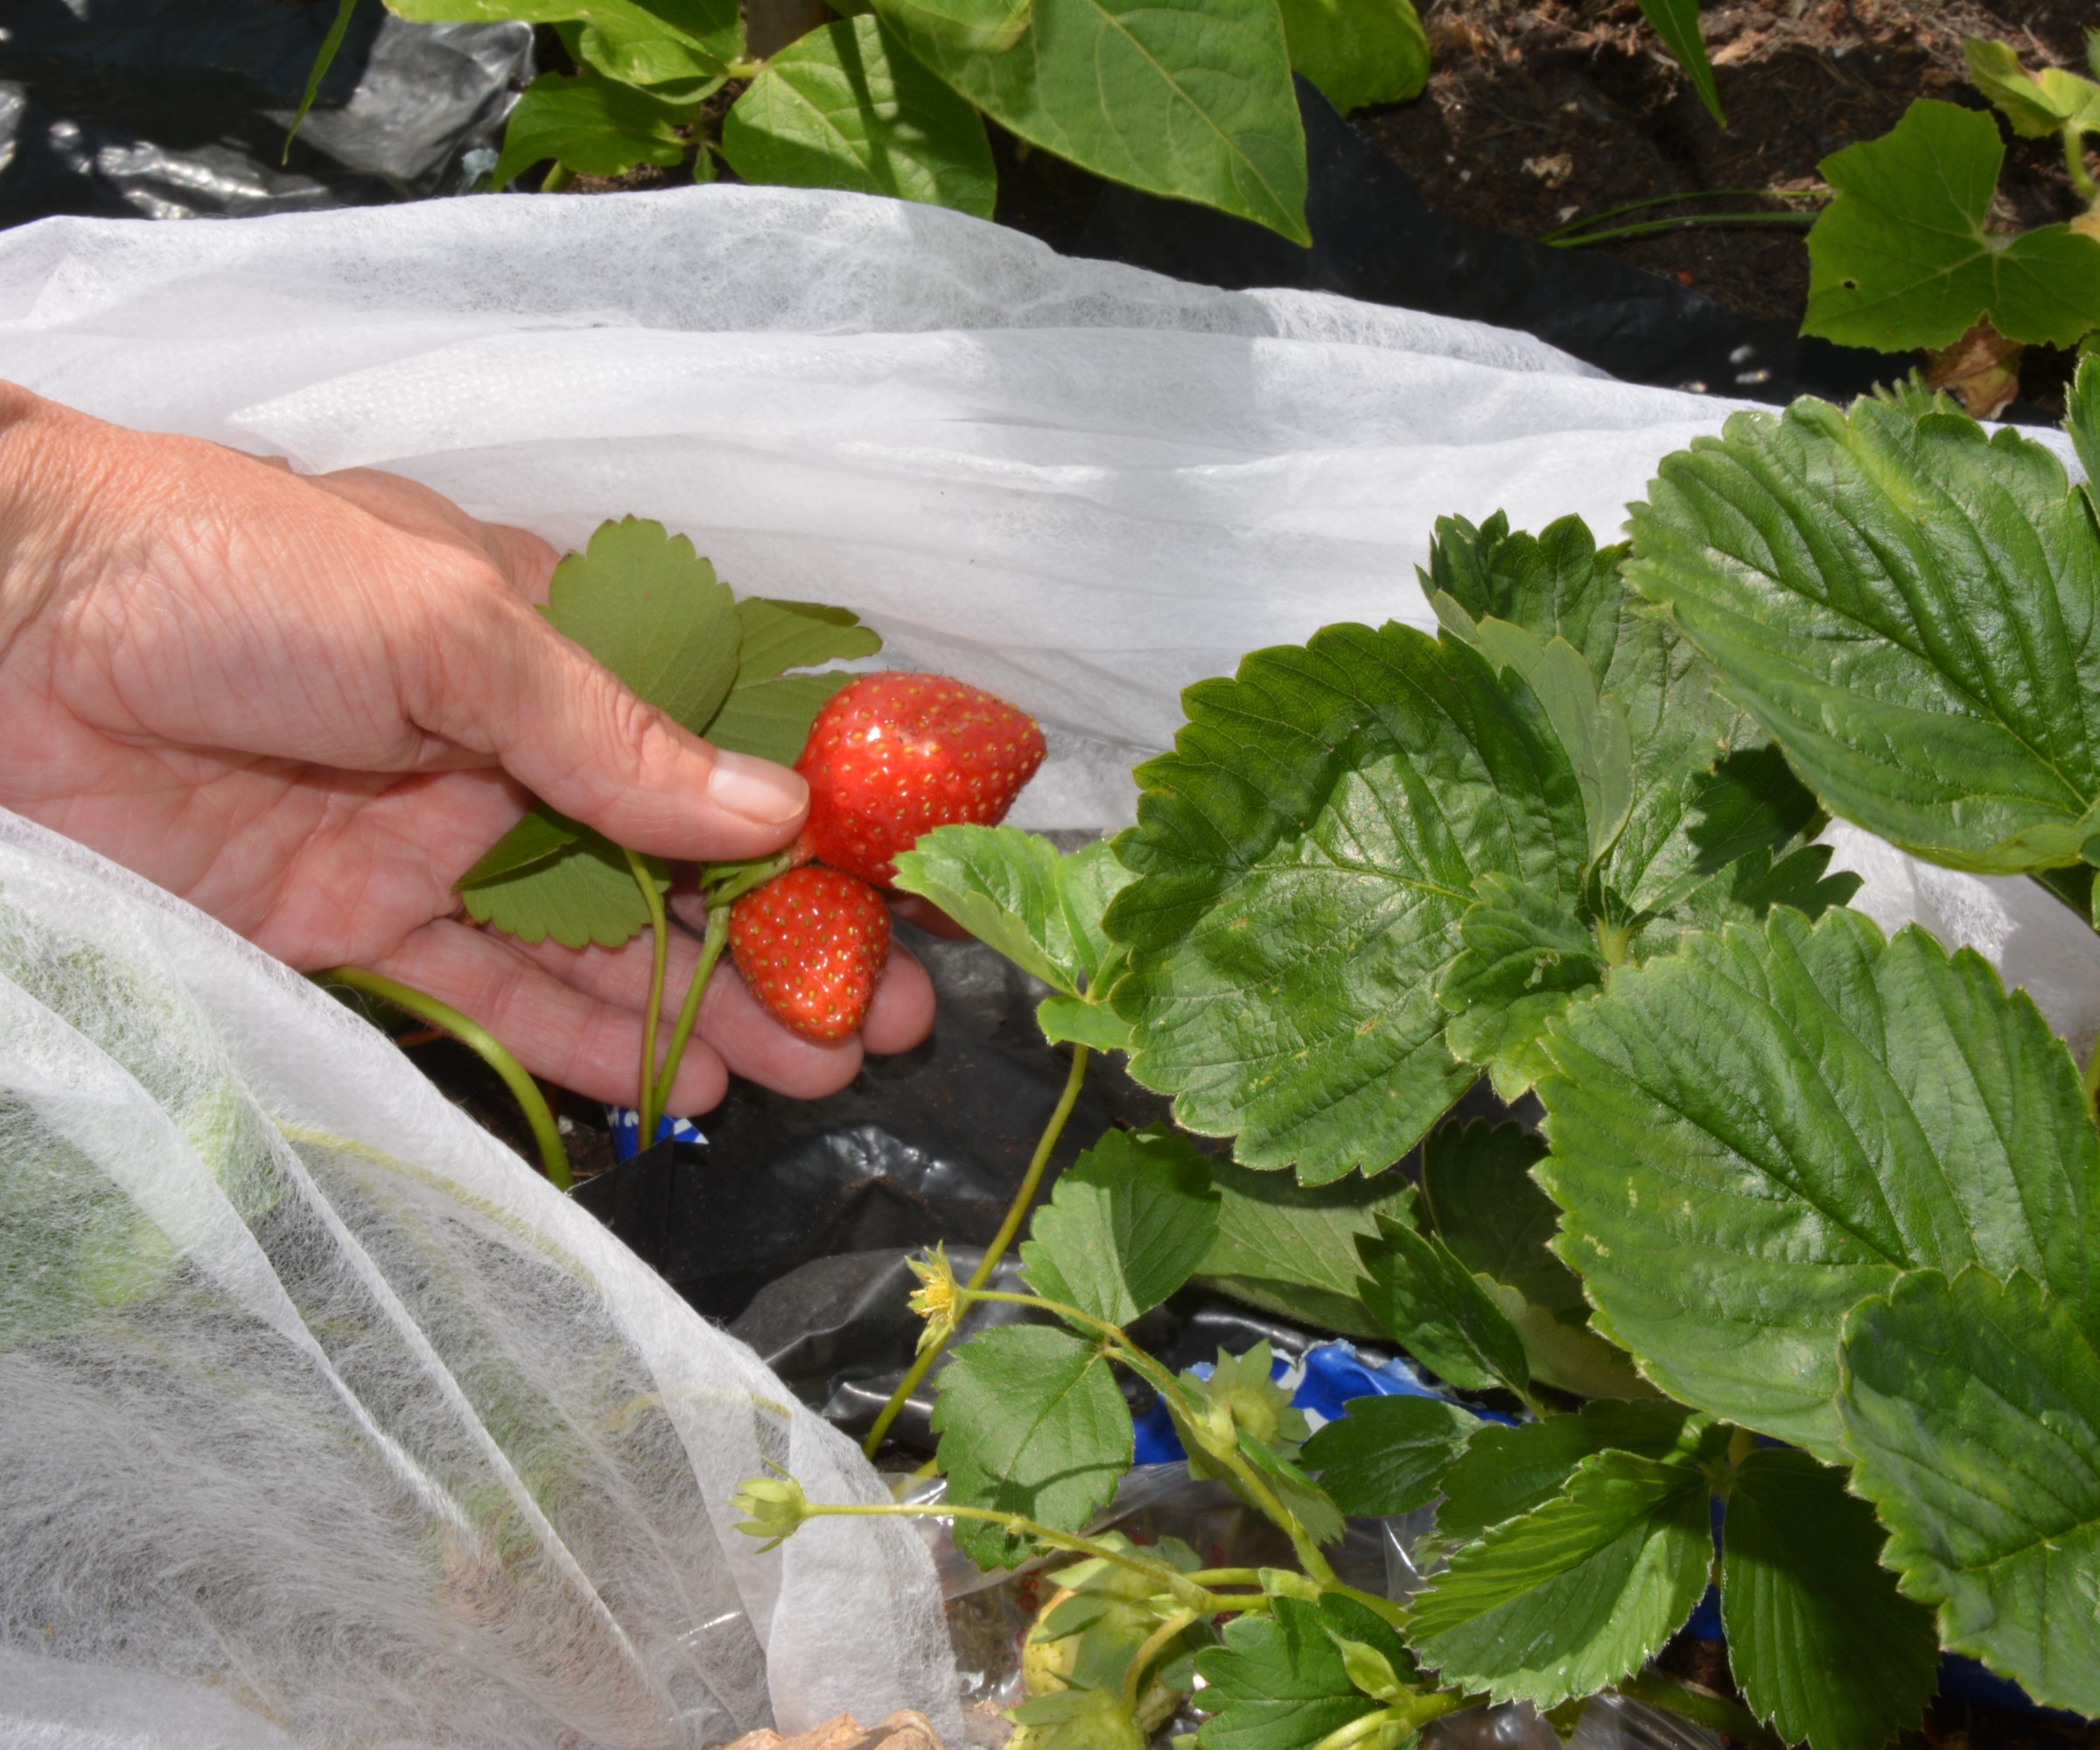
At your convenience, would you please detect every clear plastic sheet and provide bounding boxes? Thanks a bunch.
[0,806,960,1748]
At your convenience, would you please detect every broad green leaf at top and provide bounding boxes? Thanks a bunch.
[1405,1450,1712,1706]
[719,19,998,219]
[1803,99,2100,349]
[1538,906,2100,1460]
[877,0,1309,244]
[1636,0,1724,127]
[1020,1125,1220,1325]
[1964,37,2100,139]
[1274,0,1428,117]
[874,0,1030,54]
[1841,1267,2100,1718]
[389,0,738,65]
[1628,392,2100,877]
[1720,1448,1938,1750]
[486,70,697,189]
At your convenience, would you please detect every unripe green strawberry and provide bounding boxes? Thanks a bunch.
[729,865,892,1040]
[795,673,1046,886]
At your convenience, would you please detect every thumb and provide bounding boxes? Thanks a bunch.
[418,588,808,862]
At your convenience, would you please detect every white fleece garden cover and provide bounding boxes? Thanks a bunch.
[2,186,2099,1746]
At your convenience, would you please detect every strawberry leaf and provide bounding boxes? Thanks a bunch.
[1420,1119,1581,1320]
[1841,1268,2100,1718]
[933,1324,1132,1569]
[1405,1450,1712,1706]
[1538,906,2100,1460]
[732,596,880,686]
[1195,1596,1414,1750]
[704,671,854,766]
[458,828,668,948]
[1720,1448,1939,1750]
[1434,1401,1714,1545]
[1628,390,2100,876]
[1299,1394,1478,1517]
[1020,1125,1220,1325]
[1355,1214,1530,1396]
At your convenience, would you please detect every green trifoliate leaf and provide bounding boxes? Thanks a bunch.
[1635,0,1724,125]
[1720,1447,1938,1750]
[877,0,1309,245]
[1300,1394,1478,1517]
[544,516,740,734]
[1629,392,2100,874]
[1538,906,2100,1460]
[719,19,998,218]
[1194,1158,1416,1340]
[1964,37,2100,139]
[934,1323,1132,1569]
[893,825,1085,993]
[1803,99,2100,350]
[1841,1268,2100,1717]
[1196,1596,1414,1750]
[1405,1451,1712,1706]
[486,70,696,189]
[733,596,881,686]
[874,0,1029,53]
[703,672,854,766]
[1356,1214,1530,1396]
[1435,1399,1715,1545]
[1107,623,1586,1182]
[1274,0,1428,116]
[1419,1120,1579,1319]
[1021,1125,1220,1324]
[1422,512,1625,682]
[458,819,667,948]
[1437,876,1607,1099]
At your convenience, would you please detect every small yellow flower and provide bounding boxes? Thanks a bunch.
[906,1243,961,1354]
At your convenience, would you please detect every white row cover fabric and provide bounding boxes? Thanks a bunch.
[2,187,2097,1747]
[0,807,957,1749]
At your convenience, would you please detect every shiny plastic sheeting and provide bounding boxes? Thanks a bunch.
[0,805,960,1749]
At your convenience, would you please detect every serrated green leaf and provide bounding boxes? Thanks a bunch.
[1300,1394,1478,1517]
[1059,840,1137,989]
[1720,1447,1938,1750]
[733,596,881,686]
[1108,624,1586,1183]
[486,70,696,189]
[458,827,666,948]
[935,1323,1132,1569]
[1538,907,2100,1460]
[1628,391,2100,875]
[1965,37,2100,139]
[1438,876,1608,1098]
[1406,1451,1712,1705]
[1636,0,1723,126]
[1422,513,1625,684]
[1435,1399,1712,1545]
[1275,0,1427,117]
[544,517,739,732]
[878,0,1309,245]
[1021,1125,1220,1324]
[1356,1214,1530,1396]
[719,18,997,217]
[1419,1119,1581,1319]
[1841,1268,2100,1718]
[893,824,1081,991]
[456,801,584,889]
[1196,1596,1408,1750]
[1195,1158,1416,1341]
[703,672,854,766]
[1037,994,1134,1051]
[1804,99,2100,350]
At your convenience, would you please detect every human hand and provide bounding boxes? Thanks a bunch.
[0,386,935,1114]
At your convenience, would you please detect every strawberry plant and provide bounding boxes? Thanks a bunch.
[737,360,2100,1746]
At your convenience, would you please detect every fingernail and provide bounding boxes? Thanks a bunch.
[708,749,808,823]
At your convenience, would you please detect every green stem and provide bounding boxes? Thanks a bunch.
[650,900,731,1122]
[319,967,570,1191]
[861,1043,1091,1458]
[2064,125,2099,204]
[624,848,670,1145]
[540,164,575,193]
[1618,1670,1788,1750]
[1546,213,1816,248]
[803,1501,1258,1613]
[1120,1608,1198,1712]
[1539,185,1823,243]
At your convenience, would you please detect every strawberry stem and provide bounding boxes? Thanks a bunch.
[651,900,731,1123]
[625,847,672,1145]
[861,1042,1090,1459]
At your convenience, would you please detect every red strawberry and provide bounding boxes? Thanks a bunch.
[795,673,1046,885]
[729,865,892,1041]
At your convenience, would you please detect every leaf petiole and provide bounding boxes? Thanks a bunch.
[318,966,570,1191]
[1120,1607,1199,1712]
[862,1043,1091,1457]
[624,846,671,1144]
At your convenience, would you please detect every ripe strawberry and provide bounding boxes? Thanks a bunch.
[796,673,1046,885]
[730,864,892,1041]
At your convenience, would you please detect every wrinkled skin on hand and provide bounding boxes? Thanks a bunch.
[0,386,934,1113]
